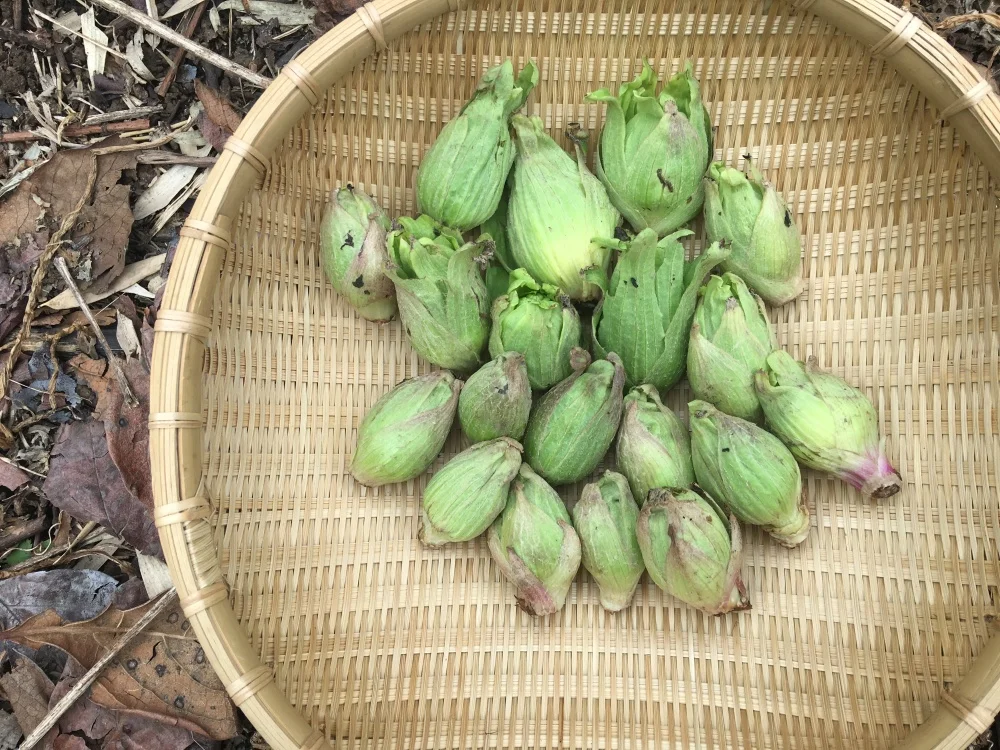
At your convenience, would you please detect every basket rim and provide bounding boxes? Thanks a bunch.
[148,2,1000,749]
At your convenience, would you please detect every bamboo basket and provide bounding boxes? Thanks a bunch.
[149,0,1000,747]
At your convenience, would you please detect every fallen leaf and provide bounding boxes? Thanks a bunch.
[104,358,153,510]
[111,577,148,610]
[116,310,141,360]
[80,9,109,84]
[216,0,315,25]
[1,596,239,740]
[162,0,207,18]
[195,81,242,151]
[0,710,22,750]
[31,311,66,327]
[43,418,161,556]
[0,250,29,345]
[140,314,155,370]
[66,308,116,327]
[51,735,87,750]
[0,460,29,491]
[68,354,115,419]
[43,253,165,310]
[56,655,217,750]
[0,570,119,630]
[0,137,138,295]
[151,169,208,235]
[133,164,199,221]
[0,657,51,734]
[125,30,154,83]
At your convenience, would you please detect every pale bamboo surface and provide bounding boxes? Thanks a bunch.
[150,0,1000,748]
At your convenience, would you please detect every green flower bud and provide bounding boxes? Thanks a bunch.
[523,350,625,485]
[508,117,620,301]
[592,228,729,389]
[587,62,712,236]
[416,60,538,231]
[688,273,776,423]
[689,400,809,547]
[319,185,395,321]
[754,352,902,499]
[488,464,581,616]
[636,487,750,615]
[489,268,582,390]
[458,352,532,442]
[387,216,491,373]
[704,163,803,306]
[615,385,694,504]
[420,437,523,546]
[351,371,461,487]
[571,471,644,611]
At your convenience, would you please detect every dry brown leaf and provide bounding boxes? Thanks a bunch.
[68,354,115,419]
[0,658,51,734]
[195,80,242,151]
[0,459,29,490]
[0,137,138,295]
[105,358,153,510]
[1,597,238,741]
[51,735,87,750]
[43,417,161,557]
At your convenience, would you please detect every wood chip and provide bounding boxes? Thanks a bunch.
[79,9,109,83]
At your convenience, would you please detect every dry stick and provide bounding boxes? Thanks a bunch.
[0,118,152,144]
[83,104,163,125]
[0,158,99,448]
[20,588,180,750]
[137,151,217,167]
[88,0,272,88]
[156,2,209,98]
[54,257,139,409]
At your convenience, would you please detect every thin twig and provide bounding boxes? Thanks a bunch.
[53,258,139,409]
[1,118,152,144]
[137,151,217,167]
[89,0,272,88]
[0,157,99,448]
[156,2,209,98]
[20,589,179,750]
[82,104,162,126]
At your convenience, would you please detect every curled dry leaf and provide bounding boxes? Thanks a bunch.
[0,595,238,741]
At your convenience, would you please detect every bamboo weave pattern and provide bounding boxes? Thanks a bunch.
[198,1,1000,747]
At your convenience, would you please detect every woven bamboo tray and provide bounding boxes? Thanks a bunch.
[149,0,1000,747]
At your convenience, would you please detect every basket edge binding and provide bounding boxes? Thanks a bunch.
[148,1,1000,749]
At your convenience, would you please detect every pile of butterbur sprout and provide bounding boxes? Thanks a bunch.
[320,59,902,617]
